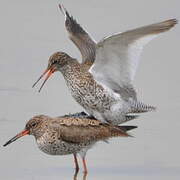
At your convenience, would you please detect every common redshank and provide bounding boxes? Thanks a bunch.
[3,112,137,173]
[32,4,177,125]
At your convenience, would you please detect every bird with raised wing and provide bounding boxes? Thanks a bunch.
[32,4,177,125]
[3,112,137,173]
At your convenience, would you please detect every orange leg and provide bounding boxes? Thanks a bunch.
[82,157,88,174]
[73,154,79,173]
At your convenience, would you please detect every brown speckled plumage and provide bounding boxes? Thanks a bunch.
[3,112,137,173]
[32,5,177,125]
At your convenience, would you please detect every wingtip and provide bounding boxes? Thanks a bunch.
[158,18,178,32]
[164,18,178,27]
[58,3,70,19]
[128,134,135,138]
[58,4,65,16]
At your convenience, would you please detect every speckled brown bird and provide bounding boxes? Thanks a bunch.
[3,112,137,173]
[32,4,177,125]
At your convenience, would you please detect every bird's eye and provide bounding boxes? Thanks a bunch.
[31,123,36,127]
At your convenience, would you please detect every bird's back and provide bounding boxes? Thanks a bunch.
[36,113,136,155]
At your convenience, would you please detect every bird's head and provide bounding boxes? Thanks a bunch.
[3,115,48,147]
[47,52,70,71]
[32,52,70,92]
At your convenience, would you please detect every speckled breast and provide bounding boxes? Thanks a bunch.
[66,75,117,112]
[36,133,92,156]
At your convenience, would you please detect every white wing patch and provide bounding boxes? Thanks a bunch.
[90,34,157,88]
[89,19,176,96]
[127,34,158,80]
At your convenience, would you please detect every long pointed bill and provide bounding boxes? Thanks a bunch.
[3,129,29,147]
[32,67,55,92]
[32,69,49,88]
[38,69,55,92]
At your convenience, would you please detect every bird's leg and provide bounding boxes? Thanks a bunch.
[83,172,88,180]
[82,157,88,174]
[73,153,79,173]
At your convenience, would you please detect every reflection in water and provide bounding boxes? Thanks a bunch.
[83,173,87,180]
[73,170,87,180]
[73,169,79,180]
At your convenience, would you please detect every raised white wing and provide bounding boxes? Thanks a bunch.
[59,4,96,64]
[90,19,177,99]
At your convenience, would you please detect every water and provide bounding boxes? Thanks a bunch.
[0,0,180,179]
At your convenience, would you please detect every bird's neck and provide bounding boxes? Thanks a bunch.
[32,126,47,140]
[59,59,82,79]
[33,130,45,140]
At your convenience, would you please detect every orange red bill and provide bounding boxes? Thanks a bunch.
[32,68,55,92]
[3,129,29,147]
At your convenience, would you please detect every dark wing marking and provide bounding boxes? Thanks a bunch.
[50,117,130,143]
[59,4,96,65]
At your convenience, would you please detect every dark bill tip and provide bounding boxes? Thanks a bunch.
[3,130,29,147]
[38,69,55,92]
[32,69,49,88]
[3,139,14,147]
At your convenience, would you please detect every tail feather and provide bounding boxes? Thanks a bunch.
[118,125,137,132]
[129,100,156,113]
[124,114,139,122]
[110,125,137,137]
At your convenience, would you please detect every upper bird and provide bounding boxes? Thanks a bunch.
[3,112,136,173]
[32,4,177,125]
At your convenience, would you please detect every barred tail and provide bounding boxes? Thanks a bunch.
[129,100,156,113]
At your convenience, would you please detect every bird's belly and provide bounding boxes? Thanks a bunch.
[67,79,131,124]
[36,136,92,156]
[69,85,116,112]
[37,138,78,155]
[89,101,131,125]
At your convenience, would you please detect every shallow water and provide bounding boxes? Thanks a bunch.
[0,0,180,180]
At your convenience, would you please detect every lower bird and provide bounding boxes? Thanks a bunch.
[3,112,136,173]
[32,5,177,125]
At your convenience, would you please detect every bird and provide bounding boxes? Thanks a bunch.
[3,112,137,174]
[32,4,177,125]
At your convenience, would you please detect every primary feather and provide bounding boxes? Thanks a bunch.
[90,19,177,99]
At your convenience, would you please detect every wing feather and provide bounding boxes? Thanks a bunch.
[49,117,129,143]
[59,4,96,64]
[90,19,177,98]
